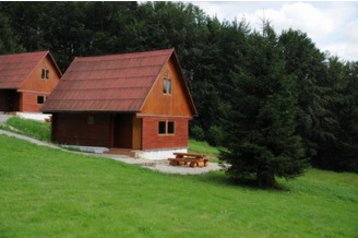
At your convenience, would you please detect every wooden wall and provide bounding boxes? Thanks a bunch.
[141,57,193,117]
[52,113,112,147]
[132,116,142,149]
[141,116,189,150]
[52,113,141,149]
[20,91,50,112]
[19,55,60,112]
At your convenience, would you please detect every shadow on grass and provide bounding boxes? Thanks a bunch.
[194,171,291,192]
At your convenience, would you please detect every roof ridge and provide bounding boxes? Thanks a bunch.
[75,48,174,61]
[0,50,49,57]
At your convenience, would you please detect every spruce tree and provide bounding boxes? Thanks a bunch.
[220,25,307,187]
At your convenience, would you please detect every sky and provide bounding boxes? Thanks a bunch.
[189,1,358,61]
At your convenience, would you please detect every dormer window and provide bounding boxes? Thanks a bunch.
[163,78,172,95]
[45,70,49,79]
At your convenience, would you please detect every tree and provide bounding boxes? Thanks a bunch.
[278,29,329,160]
[0,6,23,53]
[314,58,358,172]
[220,25,307,187]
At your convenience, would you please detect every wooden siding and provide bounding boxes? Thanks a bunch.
[132,116,142,149]
[20,91,50,112]
[18,54,60,112]
[52,113,141,149]
[141,116,189,150]
[20,54,60,92]
[141,57,192,117]
[113,114,133,148]
[52,113,112,147]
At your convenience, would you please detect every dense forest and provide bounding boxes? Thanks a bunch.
[0,2,357,175]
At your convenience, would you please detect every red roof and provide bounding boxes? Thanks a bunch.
[0,51,52,89]
[42,48,195,113]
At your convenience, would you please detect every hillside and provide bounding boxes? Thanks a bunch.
[0,134,357,237]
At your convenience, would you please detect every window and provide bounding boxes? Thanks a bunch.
[163,78,172,95]
[41,69,49,80]
[167,121,174,134]
[37,96,46,104]
[158,121,166,134]
[41,69,45,79]
[158,121,175,135]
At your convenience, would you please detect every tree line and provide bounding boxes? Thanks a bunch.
[0,2,357,184]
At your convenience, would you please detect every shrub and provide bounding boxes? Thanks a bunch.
[190,125,205,141]
[206,125,225,146]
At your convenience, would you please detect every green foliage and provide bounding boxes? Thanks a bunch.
[0,6,23,53]
[0,117,50,141]
[220,25,307,186]
[0,135,357,237]
[206,125,225,146]
[190,125,205,141]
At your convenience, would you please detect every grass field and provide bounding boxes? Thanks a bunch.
[0,117,50,141]
[1,134,357,238]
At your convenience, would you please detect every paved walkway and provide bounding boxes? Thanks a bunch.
[0,112,11,124]
[0,128,222,175]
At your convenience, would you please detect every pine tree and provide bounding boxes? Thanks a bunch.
[220,25,307,187]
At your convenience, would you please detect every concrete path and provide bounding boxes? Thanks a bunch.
[0,112,11,124]
[0,129,222,175]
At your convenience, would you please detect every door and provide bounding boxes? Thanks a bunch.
[113,114,133,148]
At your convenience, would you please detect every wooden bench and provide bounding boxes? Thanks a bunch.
[168,152,208,168]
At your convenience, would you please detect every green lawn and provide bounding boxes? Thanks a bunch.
[0,117,50,141]
[188,139,224,161]
[0,135,357,238]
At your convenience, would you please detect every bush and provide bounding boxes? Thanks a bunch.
[206,125,225,146]
[190,125,205,141]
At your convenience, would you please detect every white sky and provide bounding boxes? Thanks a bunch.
[189,1,358,61]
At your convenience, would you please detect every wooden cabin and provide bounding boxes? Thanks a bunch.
[42,49,197,159]
[0,51,61,112]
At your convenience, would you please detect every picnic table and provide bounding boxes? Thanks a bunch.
[168,152,208,168]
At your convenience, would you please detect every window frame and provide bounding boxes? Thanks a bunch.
[158,121,166,134]
[41,69,46,79]
[163,78,172,95]
[158,120,175,136]
[37,96,46,105]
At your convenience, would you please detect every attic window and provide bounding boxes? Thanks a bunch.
[37,96,46,104]
[163,78,172,95]
[41,69,49,80]
[41,69,45,79]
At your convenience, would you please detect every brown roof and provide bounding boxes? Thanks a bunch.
[0,51,61,89]
[42,49,197,114]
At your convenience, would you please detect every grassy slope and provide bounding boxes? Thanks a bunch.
[1,135,357,238]
[188,139,223,161]
[0,117,50,141]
